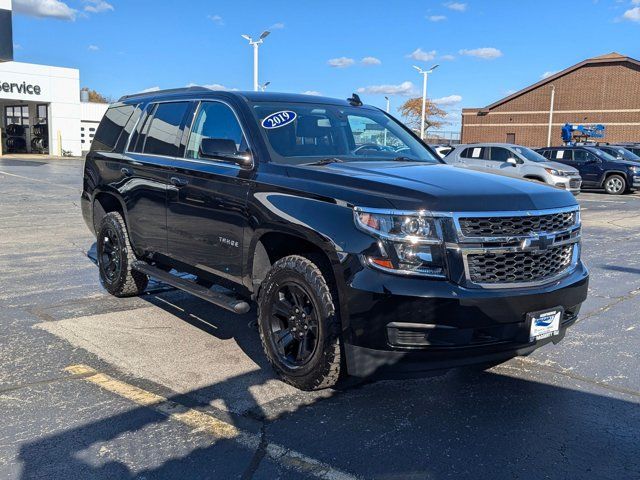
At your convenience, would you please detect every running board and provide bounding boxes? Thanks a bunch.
[132,261,251,314]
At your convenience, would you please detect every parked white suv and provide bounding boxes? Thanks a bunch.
[444,143,582,195]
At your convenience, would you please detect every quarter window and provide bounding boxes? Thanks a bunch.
[186,102,247,159]
[91,104,136,152]
[141,102,190,157]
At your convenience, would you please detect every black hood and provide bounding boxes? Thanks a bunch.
[292,162,578,212]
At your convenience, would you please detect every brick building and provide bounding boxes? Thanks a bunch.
[460,53,640,147]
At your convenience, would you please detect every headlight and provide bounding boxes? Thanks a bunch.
[354,208,446,278]
[545,168,561,176]
[629,166,640,174]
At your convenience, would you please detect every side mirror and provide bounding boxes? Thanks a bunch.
[506,157,518,166]
[199,138,253,168]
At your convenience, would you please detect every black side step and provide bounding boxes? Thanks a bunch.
[132,261,251,314]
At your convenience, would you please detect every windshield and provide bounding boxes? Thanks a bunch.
[250,102,440,165]
[586,147,618,162]
[609,147,640,162]
[513,146,548,163]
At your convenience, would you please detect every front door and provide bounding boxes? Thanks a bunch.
[572,149,603,187]
[485,146,520,177]
[166,100,252,284]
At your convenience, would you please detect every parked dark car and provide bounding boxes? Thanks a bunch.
[537,145,640,194]
[594,144,640,163]
[82,88,589,390]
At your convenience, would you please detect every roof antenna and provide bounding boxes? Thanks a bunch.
[347,93,363,106]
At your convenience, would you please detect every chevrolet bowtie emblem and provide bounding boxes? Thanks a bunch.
[522,234,555,251]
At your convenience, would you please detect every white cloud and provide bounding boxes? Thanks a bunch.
[302,90,322,96]
[328,57,355,68]
[427,15,447,21]
[408,48,437,61]
[13,0,77,20]
[207,14,224,25]
[269,22,285,29]
[139,86,161,93]
[83,0,113,13]
[445,2,467,12]
[361,56,382,65]
[459,47,503,59]
[187,82,238,91]
[440,54,456,61]
[541,71,557,79]
[433,94,462,106]
[623,7,640,21]
[357,81,418,97]
[88,44,99,51]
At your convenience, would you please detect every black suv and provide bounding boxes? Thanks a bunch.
[82,88,589,390]
[537,145,640,195]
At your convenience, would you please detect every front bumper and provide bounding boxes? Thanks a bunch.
[552,175,582,195]
[342,261,589,377]
[632,175,640,188]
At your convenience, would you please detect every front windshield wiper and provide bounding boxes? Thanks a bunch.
[392,156,421,162]
[305,157,345,166]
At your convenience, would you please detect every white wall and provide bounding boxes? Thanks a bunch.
[0,61,82,155]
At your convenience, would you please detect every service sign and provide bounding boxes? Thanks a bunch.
[0,70,50,101]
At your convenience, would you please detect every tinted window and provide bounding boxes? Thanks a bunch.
[488,147,512,162]
[115,104,142,152]
[186,102,246,159]
[573,150,598,163]
[142,102,189,157]
[552,149,572,161]
[461,146,485,159]
[91,104,135,152]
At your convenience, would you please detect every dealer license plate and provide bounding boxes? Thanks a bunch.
[528,308,562,342]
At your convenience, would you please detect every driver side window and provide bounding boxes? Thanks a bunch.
[186,102,246,159]
[573,150,596,163]
[488,147,513,162]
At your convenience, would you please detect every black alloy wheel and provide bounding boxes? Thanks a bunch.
[268,282,320,368]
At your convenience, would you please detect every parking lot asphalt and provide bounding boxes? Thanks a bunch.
[0,156,638,479]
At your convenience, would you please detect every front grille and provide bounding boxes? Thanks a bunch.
[569,179,581,189]
[459,211,576,237]
[467,244,574,284]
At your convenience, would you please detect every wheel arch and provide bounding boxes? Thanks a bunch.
[600,170,629,188]
[92,189,129,234]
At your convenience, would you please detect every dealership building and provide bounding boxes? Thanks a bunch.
[461,52,640,147]
[0,0,107,157]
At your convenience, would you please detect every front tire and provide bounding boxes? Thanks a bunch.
[96,212,148,297]
[257,255,342,391]
[604,174,626,195]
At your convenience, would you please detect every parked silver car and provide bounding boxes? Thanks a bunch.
[444,143,582,194]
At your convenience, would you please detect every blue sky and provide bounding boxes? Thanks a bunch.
[10,0,640,129]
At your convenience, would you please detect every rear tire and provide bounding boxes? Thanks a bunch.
[96,212,148,297]
[257,255,342,391]
[604,174,626,195]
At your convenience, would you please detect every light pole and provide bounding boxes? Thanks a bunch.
[260,81,271,92]
[547,84,555,147]
[241,31,270,92]
[384,96,390,146]
[413,64,439,140]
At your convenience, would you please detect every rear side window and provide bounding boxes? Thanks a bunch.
[141,102,190,157]
[461,146,485,159]
[114,104,142,152]
[91,104,136,152]
[553,150,572,161]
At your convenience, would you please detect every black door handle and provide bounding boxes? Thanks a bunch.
[170,176,189,187]
[120,167,133,176]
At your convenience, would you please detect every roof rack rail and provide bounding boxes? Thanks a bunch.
[118,86,211,102]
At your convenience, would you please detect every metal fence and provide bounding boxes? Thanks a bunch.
[423,130,461,145]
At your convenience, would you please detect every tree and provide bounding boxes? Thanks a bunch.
[82,88,112,103]
[398,97,448,133]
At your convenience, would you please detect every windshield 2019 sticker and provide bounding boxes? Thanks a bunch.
[262,111,297,129]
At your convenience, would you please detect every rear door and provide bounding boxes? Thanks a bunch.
[123,100,191,257]
[165,100,252,284]
[456,146,487,171]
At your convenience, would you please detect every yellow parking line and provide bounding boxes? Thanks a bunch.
[65,364,358,480]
